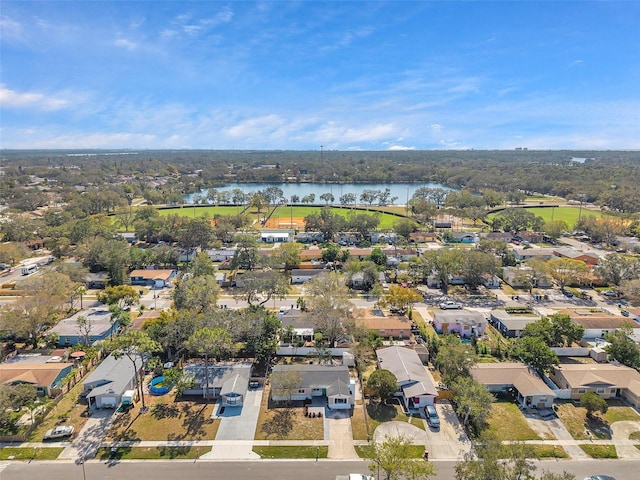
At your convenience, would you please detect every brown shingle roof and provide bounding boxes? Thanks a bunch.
[470,363,555,397]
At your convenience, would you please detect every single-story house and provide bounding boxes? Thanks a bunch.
[376,346,438,410]
[118,232,137,244]
[381,247,417,261]
[489,310,541,338]
[261,231,293,243]
[628,308,640,322]
[502,266,553,288]
[513,248,556,262]
[205,249,236,262]
[447,232,477,244]
[177,248,197,262]
[432,310,487,338]
[470,363,555,409]
[356,313,413,340]
[182,362,252,406]
[299,247,323,262]
[129,309,161,331]
[291,268,327,284]
[47,308,118,346]
[478,232,513,243]
[559,309,640,340]
[83,353,141,409]
[482,274,501,289]
[371,232,398,244]
[334,232,362,245]
[408,232,440,243]
[279,309,315,342]
[296,231,325,244]
[553,247,601,266]
[270,364,354,410]
[519,231,544,244]
[129,269,177,288]
[550,363,640,408]
[0,358,73,397]
[85,271,109,289]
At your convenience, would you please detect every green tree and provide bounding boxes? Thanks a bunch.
[595,253,640,286]
[270,368,302,404]
[272,242,302,272]
[450,376,493,433]
[605,325,640,368]
[185,328,235,401]
[190,251,216,277]
[580,392,608,418]
[542,219,569,240]
[367,369,398,403]
[435,337,476,385]
[495,207,543,233]
[231,233,261,271]
[545,257,590,290]
[106,330,161,411]
[97,285,140,309]
[460,249,500,289]
[172,274,220,314]
[369,247,388,267]
[367,434,435,480]
[232,270,290,306]
[511,336,559,375]
[380,284,423,314]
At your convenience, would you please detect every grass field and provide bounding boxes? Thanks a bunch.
[485,402,542,441]
[253,446,328,459]
[97,445,210,460]
[487,205,606,229]
[0,447,64,460]
[579,444,617,459]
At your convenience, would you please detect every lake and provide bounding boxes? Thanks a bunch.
[184,182,454,205]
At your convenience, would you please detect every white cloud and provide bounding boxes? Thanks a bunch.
[114,37,138,50]
[388,144,416,151]
[0,85,69,111]
[0,15,23,42]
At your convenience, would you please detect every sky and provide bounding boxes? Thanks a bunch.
[1,1,639,151]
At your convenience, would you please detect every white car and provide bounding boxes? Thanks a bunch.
[44,425,74,440]
[439,301,462,310]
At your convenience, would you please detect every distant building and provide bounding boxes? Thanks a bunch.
[47,308,119,346]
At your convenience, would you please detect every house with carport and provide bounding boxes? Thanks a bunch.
[182,361,252,406]
[0,355,73,397]
[270,364,354,410]
[549,363,640,409]
[376,346,438,410]
[470,363,555,409]
[83,353,141,409]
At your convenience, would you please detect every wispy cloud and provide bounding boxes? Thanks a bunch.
[0,85,70,111]
[114,37,138,50]
[0,15,23,42]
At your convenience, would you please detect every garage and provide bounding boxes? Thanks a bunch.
[99,396,118,408]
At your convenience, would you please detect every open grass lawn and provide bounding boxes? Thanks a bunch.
[28,381,91,442]
[253,446,328,459]
[97,445,210,460]
[0,447,64,461]
[351,401,370,440]
[158,205,244,217]
[366,401,425,435]
[487,206,607,229]
[579,444,617,459]
[355,444,426,459]
[485,402,541,441]
[530,444,569,459]
[555,401,638,440]
[254,386,325,441]
[106,393,219,441]
[630,431,640,440]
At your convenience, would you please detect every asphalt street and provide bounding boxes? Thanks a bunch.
[1,459,637,480]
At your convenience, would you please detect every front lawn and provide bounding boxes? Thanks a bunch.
[97,446,210,460]
[351,401,369,440]
[253,446,328,459]
[485,402,541,441]
[254,385,325,440]
[366,401,425,434]
[579,444,617,459]
[0,447,64,460]
[355,444,426,459]
[105,393,219,441]
[556,401,639,440]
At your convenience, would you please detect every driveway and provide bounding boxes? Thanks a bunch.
[58,409,116,461]
[326,408,358,459]
[200,388,263,459]
[425,401,472,460]
[611,421,640,459]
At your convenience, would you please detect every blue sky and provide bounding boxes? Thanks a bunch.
[1,1,639,150]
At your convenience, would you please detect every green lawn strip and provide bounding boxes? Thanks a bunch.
[530,445,568,459]
[252,446,328,459]
[0,447,64,460]
[630,431,640,440]
[602,405,640,424]
[96,446,209,460]
[579,444,617,459]
[366,402,423,434]
[351,402,370,440]
[485,402,541,441]
[355,444,425,459]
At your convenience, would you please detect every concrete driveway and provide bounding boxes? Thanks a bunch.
[424,401,472,460]
[58,408,116,461]
[611,421,640,459]
[326,409,358,459]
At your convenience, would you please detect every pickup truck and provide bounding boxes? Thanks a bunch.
[336,475,374,480]
[439,301,462,310]
[43,425,74,440]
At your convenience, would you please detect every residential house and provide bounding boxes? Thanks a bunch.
[346,247,372,260]
[356,312,413,340]
[129,269,177,288]
[382,246,418,261]
[85,271,109,289]
[432,310,487,338]
[261,230,293,243]
[447,232,477,244]
[482,274,501,289]
[296,232,325,244]
[478,232,513,243]
[47,308,119,347]
[129,309,161,331]
[502,266,553,289]
[83,353,141,409]
[177,248,197,262]
[559,308,640,340]
[291,268,327,285]
[182,362,252,406]
[513,248,556,262]
[408,232,439,243]
[334,232,362,246]
[376,346,438,410]
[470,363,555,409]
[299,247,324,262]
[0,355,73,397]
[490,310,541,338]
[550,363,640,408]
[371,232,398,244]
[553,247,601,266]
[279,309,315,343]
[205,248,236,263]
[270,364,354,410]
[519,231,544,244]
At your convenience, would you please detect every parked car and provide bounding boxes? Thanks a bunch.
[583,476,616,480]
[43,425,74,440]
[621,310,629,317]
[425,405,440,429]
[601,290,617,297]
[248,380,260,389]
[439,301,462,310]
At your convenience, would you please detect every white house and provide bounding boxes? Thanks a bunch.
[83,353,141,410]
[376,346,437,410]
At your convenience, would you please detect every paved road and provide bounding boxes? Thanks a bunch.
[1,459,638,480]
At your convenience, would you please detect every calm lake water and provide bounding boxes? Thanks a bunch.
[184,182,453,204]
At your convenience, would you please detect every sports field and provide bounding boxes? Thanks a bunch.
[487,205,606,229]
